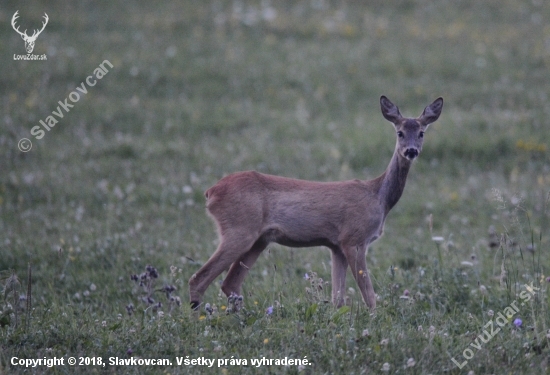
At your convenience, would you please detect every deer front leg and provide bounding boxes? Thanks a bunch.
[345,245,376,309]
[330,247,348,307]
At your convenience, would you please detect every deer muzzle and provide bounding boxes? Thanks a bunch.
[404,148,419,160]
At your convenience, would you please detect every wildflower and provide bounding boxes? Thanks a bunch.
[83,290,90,297]
[407,357,416,367]
[487,310,494,317]
[362,329,370,337]
[263,338,269,344]
[266,306,274,315]
[513,318,522,327]
[126,348,133,356]
[101,321,107,327]
[417,325,423,331]
[234,295,244,311]
[479,285,487,295]
[146,265,158,278]
[304,273,310,280]
[380,338,389,346]
[126,304,135,315]
[546,276,550,283]
[381,362,390,372]
[432,236,445,243]
[157,311,164,318]
[164,284,176,297]
[205,303,213,315]
[90,283,97,291]
[403,289,410,297]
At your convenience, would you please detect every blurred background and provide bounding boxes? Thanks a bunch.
[0,1,549,371]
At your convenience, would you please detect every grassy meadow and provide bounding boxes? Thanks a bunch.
[1,0,550,373]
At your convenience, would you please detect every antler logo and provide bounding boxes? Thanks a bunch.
[11,10,49,54]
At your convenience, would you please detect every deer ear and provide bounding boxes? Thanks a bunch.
[380,96,402,124]
[419,97,443,127]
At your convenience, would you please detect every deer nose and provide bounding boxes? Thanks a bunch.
[404,148,419,160]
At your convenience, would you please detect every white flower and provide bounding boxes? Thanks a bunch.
[407,357,416,367]
[381,362,390,372]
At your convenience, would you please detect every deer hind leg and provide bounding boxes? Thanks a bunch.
[330,247,348,307]
[189,231,258,310]
[344,245,376,309]
[221,239,268,298]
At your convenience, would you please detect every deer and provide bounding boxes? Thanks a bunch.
[189,96,443,311]
[11,11,49,54]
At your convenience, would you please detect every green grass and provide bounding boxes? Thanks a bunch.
[1,0,550,373]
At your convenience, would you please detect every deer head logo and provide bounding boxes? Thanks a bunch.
[11,11,49,54]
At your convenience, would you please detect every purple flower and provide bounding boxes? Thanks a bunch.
[266,306,274,315]
[304,273,310,280]
[546,276,550,283]
[513,318,522,327]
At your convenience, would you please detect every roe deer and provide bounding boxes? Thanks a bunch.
[189,96,443,310]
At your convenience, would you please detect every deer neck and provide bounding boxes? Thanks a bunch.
[378,146,412,213]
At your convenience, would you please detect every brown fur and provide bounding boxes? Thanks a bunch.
[189,96,443,309]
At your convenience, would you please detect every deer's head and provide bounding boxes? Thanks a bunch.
[12,11,49,54]
[380,96,443,161]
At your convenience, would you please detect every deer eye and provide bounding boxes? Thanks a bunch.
[397,131,404,138]
[419,131,424,139]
